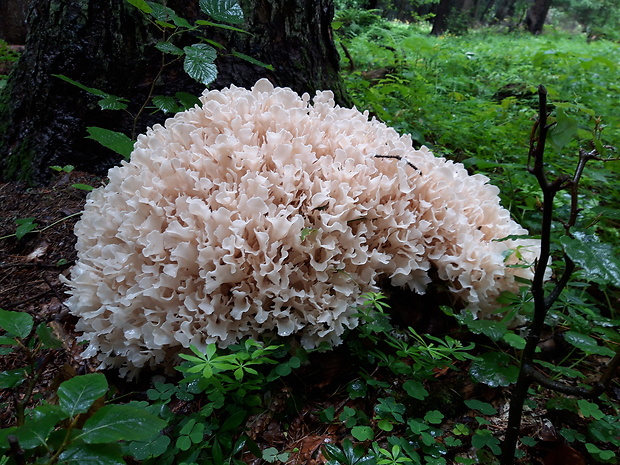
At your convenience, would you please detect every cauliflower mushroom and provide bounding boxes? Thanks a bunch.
[64,79,540,374]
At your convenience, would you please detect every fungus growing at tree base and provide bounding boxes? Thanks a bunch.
[63,79,540,375]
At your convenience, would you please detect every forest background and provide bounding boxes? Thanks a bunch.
[0,1,619,465]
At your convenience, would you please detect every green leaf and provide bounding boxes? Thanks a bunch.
[199,0,244,24]
[53,74,127,110]
[577,399,605,420]
[564,331,615,357]
[155,41,184,56]
[424,410,444,424]
[79,405,167,443]
[126,435,171,460]
[152,95,179,114]
[402,379,428,400]
[97,95,128,111]
[126,0,153,14]
[351,425,374,441]
[36,323,62,349]
[183,44,218,86]
[147,2,191,28]
[503,332,526,349]
[464,319,507,341]
[58,443,125,465]
[0,308,33,338]
[175,92,201,110]
[535,359,585,378]
[14,217,38,240]
[469,352,518,387]
[560,236,620,287]
[231,51,274,70]
[464,399,497,415]
[58,373,108,417]
[86,127,135,159]
[72,183,95,191]
[549,108,578,152]
[53,74,107,97]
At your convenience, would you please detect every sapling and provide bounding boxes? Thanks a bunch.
[499,85,620,465]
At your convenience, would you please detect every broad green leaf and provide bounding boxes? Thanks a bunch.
[97,95,128,111]
[58,373,108,417]
[200,0,244,24]
[14,218,38,240]
[463,319,507,341]
[549,108,578,152]
[534,359,585,379]
[183,44,217,86]
[560,236,620,287]
[86,127,135,159]
[175,92,201,110]
[424,410,444,424]
[126,0,153,14]
[563,331,616,357]
[147,2,191,28]
[503,332,526,349]
[0,367,28,389]
[59,443,125,465]
[79,405,167,443]
[469,352,518,387]
[0,308,33,338]
[403,379,428,400]
[351,425,374,441]
[464,399,497,415]
[155,41,184,56]
[231,50,274,70]
[9,422,55,450]
[152,95,179,114]
[125,435,171,460]
[36,323,62,349]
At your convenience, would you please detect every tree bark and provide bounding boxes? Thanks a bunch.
[431,0,467,35]
[0,0,30,44]
[525,0,553,34]
[0,0,348,185]
[213,0,350,105]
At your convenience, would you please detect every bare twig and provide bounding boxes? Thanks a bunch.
[500,85,619,464]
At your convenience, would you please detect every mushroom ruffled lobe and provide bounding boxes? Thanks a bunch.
[64,79,540,375]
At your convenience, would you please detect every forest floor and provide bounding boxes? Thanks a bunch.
[0,175,612,465]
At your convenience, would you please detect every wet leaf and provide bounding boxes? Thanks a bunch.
[183,44,217,86]
[560,236,620,287]
[86,127,134,159]
[469,352,518,387]
[564,331,615,357]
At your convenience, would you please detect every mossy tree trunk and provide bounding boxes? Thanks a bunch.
[213,0,350,106]
[0,0,348,185]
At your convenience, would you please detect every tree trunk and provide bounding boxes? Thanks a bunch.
[431,0,467,35]
[0,0,348,185]
[525,0,553,34]
[213,0,350,105]
[0,0,30,44]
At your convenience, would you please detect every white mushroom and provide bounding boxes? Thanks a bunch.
[64,79,540,375]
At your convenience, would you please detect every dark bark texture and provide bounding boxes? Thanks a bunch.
[525,0,553,34]
[0,0,30,44]
[213,0,350,106]
[0,0,348,184]
[0,0,203,184]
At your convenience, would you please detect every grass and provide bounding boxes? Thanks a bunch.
[339,23,620,239]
